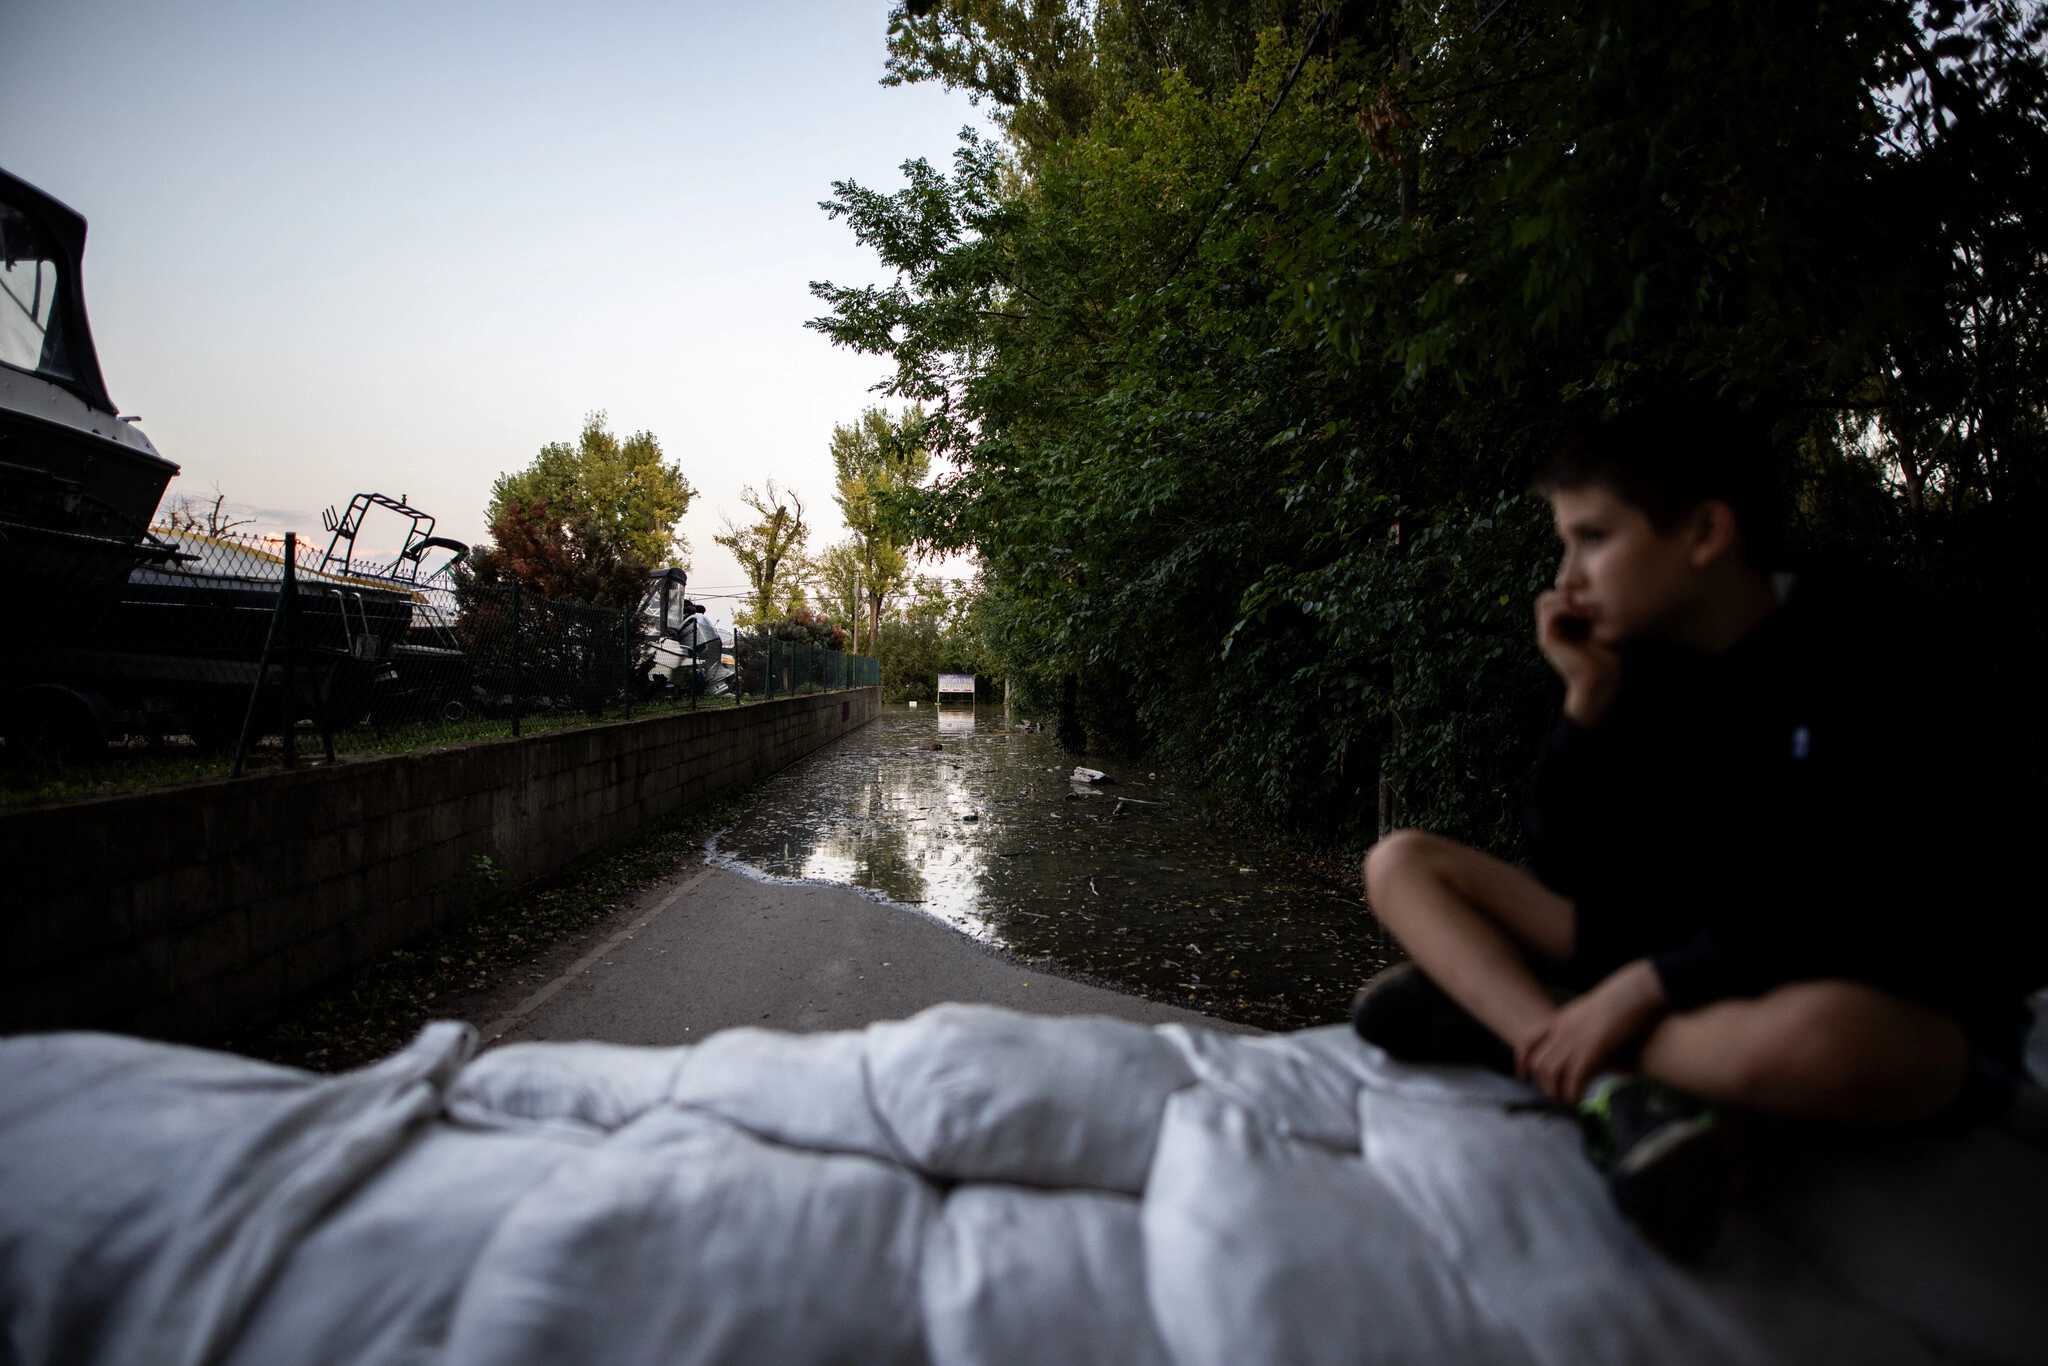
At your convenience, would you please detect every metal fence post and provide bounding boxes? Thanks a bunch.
[621,606,632,720]
[766,635,775,701]
[511,580,522,738]
[314,544,337,763]
[281,532,298,769]
[231,540,291,778]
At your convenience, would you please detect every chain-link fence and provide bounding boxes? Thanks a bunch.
[0,523,879,785]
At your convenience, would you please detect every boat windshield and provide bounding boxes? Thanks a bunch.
[0,201,75,382]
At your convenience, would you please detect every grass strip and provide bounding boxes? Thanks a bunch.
[0,690,778,809]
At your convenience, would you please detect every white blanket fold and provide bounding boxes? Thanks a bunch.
[922,1185,1168,1366]
[445,1039,688,1137]
[1145,1086,1529,1366]
[219,1125,584,1366]
[669,1025,902,1160]
[3,998,2044,1366]
[863,1004,1194,1191]
[441,1107,933,1366]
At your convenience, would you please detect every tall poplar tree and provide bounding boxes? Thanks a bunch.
[831,405,931,653]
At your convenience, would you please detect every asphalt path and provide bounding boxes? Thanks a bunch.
[483,863,1243,1047]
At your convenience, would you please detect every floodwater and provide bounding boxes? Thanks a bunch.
[710,703,1399,1030]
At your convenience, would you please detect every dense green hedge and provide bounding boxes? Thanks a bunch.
[816,1,2048,851]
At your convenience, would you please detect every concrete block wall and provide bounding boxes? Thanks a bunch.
[1,687,878,1042]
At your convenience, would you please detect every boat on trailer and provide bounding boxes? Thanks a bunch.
[0,168,423,760]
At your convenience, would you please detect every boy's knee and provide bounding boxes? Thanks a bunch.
[1363,828,1440,897]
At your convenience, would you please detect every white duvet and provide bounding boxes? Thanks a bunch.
[3,1000,2044,1366]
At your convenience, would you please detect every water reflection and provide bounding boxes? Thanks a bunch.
[709,704,1399,1030]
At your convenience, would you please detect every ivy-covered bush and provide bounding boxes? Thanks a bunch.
[815,1,2048,852]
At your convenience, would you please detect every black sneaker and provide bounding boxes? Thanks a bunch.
[1579,1075,1734,1261]
[1349,963,1515,1074]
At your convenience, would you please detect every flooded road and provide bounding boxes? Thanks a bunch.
[710,703,1399,1031]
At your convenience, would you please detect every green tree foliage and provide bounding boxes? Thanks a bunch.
[460,495,654,610]
[465,412,692,610]
[820,1,2048,850]
[874,575,991,701]
[489,412,696,568]
[830,405,933,650]
[716,481,812,626]
[886,0,1322,164]
[816,540,870,650]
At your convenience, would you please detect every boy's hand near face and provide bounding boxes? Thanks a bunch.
[1536,589,1622,726]
[1517,959,1669,1103]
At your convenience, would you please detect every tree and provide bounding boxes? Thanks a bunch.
[489,412,695,568]
[461,494,650,610]
[831,405,931,653]
[715,481,810,626]
[885,0,1099,161]
[884,1,1320,165]
[872,573,984,701]
[817,2,2048,847]
[161,482,254,537]
[815,539,869,651]
[774,562,815,621]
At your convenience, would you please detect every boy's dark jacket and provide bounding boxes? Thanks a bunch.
[1524,574,2036,1057]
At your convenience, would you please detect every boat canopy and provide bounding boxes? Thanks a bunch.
[0,167,116,416]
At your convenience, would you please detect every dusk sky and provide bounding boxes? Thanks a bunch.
[0,0,989,623]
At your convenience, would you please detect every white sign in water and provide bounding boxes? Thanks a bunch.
[937,673,976,695]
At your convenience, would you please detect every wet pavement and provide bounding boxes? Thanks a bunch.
[488,864,1241,1046]
[710,703,1400,1031]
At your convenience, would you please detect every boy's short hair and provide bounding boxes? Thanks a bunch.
[1536,402,1781,566]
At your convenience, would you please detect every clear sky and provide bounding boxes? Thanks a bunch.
[0,0,987,625]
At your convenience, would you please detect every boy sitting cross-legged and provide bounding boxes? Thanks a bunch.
[1352,403,2035,1258]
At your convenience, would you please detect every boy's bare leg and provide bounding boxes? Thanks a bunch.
[1362,829,1575,1056]
[1365,833,1970,1123]
[1639,981,1969,1125]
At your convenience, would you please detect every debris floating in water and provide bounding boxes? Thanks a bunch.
[1071,766,1113,784]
